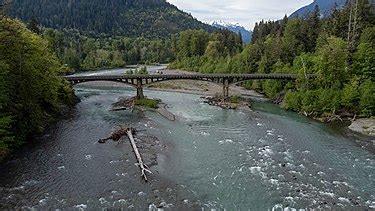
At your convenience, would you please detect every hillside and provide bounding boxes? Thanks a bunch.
[290,0,346,17]
[212,21,252,43]
[9,0,217,38]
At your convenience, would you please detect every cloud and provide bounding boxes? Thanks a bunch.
[167,0,313,30]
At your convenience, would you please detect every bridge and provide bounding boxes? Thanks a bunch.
[65,73,317,99]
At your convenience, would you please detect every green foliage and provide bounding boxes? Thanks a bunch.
[137,66,148,74]
[0,17,75,152]
[251,16,288,44]
[283,89,342,116]
[170,29,243,73]
[63,48,81,70]
[125,70,134,75]
[314,89,342,115]
[359,80,375,117]
[230,96,240,104]
[282,18,307,60]
[0,60,13,152]
[359,26,375,45]
[10,0,216,39]
[126,66,149,75]
[26,17,41,34]
[43,29,175,71]
[0,116,13,152]
[238,44,262,73]
[282,91,302,112]
[352,27,375,80]
[134,98,160,109]
[263,80,283,98]
[171,1,375,118]
[315,36,348,89]
[341,79,361,112]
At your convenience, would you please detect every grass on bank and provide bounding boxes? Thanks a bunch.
[134,98,161,109]
[230,95,241,104]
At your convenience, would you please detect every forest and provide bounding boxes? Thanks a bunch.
[43,28,175,71]
[32,25,242,72]
[170,0,375,120]
[10,0,216,38]
[0,17,76,157]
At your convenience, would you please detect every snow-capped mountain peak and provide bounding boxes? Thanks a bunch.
[212,21,243,29]
[211,20,253,43]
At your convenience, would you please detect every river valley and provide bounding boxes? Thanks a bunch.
[0,66,374,210]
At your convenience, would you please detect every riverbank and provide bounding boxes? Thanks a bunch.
[2,73,375,209]
[148,68,264,98]
[159,68,375,137]
[0,96,80,162]
[349,118,375,137]
[69,66,374,138]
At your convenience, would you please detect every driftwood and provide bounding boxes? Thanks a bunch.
[201,96,252,110]
[98,127,152,181]
[126,129,152,181]
[111,97,136,111]
[98,127,135,143]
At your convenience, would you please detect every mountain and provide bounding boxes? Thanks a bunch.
[212,21,252,43]
[290,0,347,18]
[9,0,216,38]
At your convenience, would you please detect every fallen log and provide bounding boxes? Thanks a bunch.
[98,127,132,143]
[98,127,152,181]
[126,129,152,182]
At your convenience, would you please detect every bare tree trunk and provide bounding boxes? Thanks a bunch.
[351,0,359,46]
[98,127,152,182]
[348,0,359,49]
[126,129,152,182]
[301,57,309,90]
[347,0,353,44]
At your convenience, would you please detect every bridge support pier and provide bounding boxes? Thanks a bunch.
[223,78,229,98]
[136,79,144,99]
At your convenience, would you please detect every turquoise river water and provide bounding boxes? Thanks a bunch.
[0,67,374,210]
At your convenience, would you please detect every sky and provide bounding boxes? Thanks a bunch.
[167,0,313,30]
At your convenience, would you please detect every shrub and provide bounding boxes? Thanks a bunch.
[316,89,342,115]
[359,80,375,117]
[230,96,241,103]
[341,79,360,112]
[263,80,283,98]
[282,91,302,112]
[301,90,319,114]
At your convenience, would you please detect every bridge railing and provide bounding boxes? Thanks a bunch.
[65,73,317,81]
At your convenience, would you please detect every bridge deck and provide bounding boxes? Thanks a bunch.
[65,73,317,98]
[65,73,316,81]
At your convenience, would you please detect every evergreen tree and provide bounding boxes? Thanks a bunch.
[305,5,321,52]
[27,16,41,34]
[9,0,217,39]
[170,1,375,118]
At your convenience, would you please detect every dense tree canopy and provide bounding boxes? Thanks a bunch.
[10,0,216,39]
[169,29,243,72]
[0,17,75,155]
[43,28,175,71]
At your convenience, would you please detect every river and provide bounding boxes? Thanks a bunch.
[1,66,374,210]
